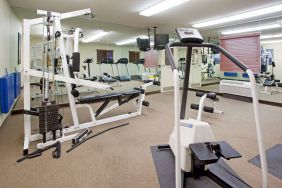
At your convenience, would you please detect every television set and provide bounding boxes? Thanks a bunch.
[154,33,169,50]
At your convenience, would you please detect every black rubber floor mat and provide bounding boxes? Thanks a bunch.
[249,144,282,180]
[150,145,248,188]
[150,146,175,188]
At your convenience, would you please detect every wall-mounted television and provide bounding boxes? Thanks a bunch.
[154,34,169,50]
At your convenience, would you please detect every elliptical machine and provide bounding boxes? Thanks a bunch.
[163,28,268,188]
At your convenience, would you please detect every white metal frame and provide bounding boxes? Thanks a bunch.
[196,94,223,121]
[23,9,152,152]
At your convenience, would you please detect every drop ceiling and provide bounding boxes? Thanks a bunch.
[9,0,282,44]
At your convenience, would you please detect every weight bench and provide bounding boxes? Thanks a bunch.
[79,88,143,103]
[78,88,148,117]
[66,82,154,132]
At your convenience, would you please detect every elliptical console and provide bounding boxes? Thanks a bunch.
[176,28,204,43]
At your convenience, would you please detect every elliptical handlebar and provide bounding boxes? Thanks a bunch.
[166,29,268,188]
[165,42,248,72]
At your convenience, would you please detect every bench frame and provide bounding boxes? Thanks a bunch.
[22,9,153,153]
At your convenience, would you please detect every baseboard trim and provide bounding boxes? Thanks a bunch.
[0,96,20,127]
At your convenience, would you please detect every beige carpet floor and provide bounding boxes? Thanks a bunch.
[0,91,281,188]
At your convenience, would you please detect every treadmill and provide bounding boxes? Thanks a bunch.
[115,58,131,81]
[152,28,268,188]
[98,58,119,83]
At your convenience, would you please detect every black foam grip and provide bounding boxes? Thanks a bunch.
[207,93,217,100]
[190,104,199,110]
[72,52,80,72]
[203,106,214,113]
[196,92,204,97]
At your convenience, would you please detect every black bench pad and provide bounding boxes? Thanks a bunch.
[78,89,141,103]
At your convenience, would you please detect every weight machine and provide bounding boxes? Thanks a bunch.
[22,9,154,156]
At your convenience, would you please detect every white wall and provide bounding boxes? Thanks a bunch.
[0,0,21,76]
[0,0,11,76]
[0,0,22,126]
[262,43,282,81]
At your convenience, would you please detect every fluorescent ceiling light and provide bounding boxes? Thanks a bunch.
[139,0,190,17]
[222,24,281,35]
[193,4,282,28]
[116,35,148,45]
[260,33,282,39]
[261,39,282,44]
[82,30,109,43]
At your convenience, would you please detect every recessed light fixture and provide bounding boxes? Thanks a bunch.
[193,4,282,28]
[82,30,109,43]
[221,23,281,35]
[139,0,190,17]
[261,39,282,44]
[116,35,148,45]
[260,33,282,39]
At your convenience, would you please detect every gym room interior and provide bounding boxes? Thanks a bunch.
[0,0,282,187]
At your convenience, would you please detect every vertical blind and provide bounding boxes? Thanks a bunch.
[220,33,260,73]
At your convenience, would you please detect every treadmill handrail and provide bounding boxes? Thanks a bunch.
[165,42,248,72]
